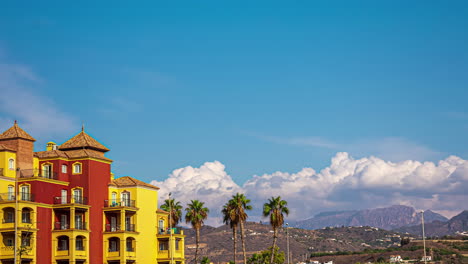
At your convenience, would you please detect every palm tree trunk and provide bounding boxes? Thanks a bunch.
[270,227,278,264]
[233,225,237,264]
[240,221,247,264]
[195,227,200,264]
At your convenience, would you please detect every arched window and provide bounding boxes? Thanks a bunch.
[76,236,85,251]
[121,192,130,207]
[111,192,117,205]
[8,159,14,170]
[20,185,31,201]
[126,237,135,252]
[42,163,52,178]
[159,219,165,233]
[7,185,14,201]
[3,207,15,223]
[22,208,32,223]
[73,163,82,174]
[57,235,69,250]
[108,237,120,252]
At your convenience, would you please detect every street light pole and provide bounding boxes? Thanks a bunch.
[421,210,427,264]
[169,192,174,264]
[286,223,290,264]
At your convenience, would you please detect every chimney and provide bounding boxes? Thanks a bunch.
[46,142,58,151]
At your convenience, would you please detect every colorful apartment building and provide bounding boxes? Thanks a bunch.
[0,122,185,264]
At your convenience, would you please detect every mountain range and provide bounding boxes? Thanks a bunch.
[396,210,468,237]
[293,205,448,230]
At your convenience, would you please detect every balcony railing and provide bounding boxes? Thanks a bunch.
[53,195,88,205]
[54,222,70,230]
[76,222,87,230]
[104,199,136,208]
[19,169,58,180]
[125,223,135,232]
[2,218,14,223]
[158,227,182,235]
[105,224,121,232]
[0,192,34,202]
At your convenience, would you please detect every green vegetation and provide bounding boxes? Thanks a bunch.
[160,198,183,227]
[247,246,285,264]
[309,245,424,258]
[200,256,211,264]
[185,200,209,264]
[263,196,289,264]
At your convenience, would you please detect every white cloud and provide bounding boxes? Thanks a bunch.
[151,153,468,226]
[0,62,77,139]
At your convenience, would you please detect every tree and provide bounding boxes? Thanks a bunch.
[201,256,211,264]
[263,196,289,264]
[161,198,183,227]
[185,200,209,264]
[222,193,253,264]
[222,200,238,264]
[247,246,285,264]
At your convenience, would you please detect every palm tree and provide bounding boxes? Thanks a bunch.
[222,200,238,264]
[231,193,252,264]
[263,196,289,264]
[160,198,183,227]
[185,200,209,264]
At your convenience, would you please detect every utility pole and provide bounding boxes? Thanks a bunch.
[169,192,174,264]
[421,210,427,264]
[286,223,290,264]
[14,168,19,264]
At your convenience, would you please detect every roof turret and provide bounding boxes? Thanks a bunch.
[0,121,36,142]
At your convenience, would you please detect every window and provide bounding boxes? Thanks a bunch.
[7,185,14,201]
[58,236,69,251]
[121,192,130,207]
[60,214,68,230]
[159,219,165,233]
[126,238,134,252]
[5,238,14,247]
[111,192,117,205]
[42,164,52,178]
[75,214,84,230]
[76,236,84,251]
[3,208,15,223]
[175,238,180,250]
[73,188,82,204]
[73,163,82,174]
[8,159,14,170]
[20,185,30,201]
[109,238,119,252]
[159,241,168,251]
[61,164,67,173]
[61,190,68,204]
[22,208,31,223]
[21,233,31,247]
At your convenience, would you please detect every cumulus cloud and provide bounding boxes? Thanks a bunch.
[152,153,468,226]
[0,62,77,139]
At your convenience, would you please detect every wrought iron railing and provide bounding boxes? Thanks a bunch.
[54,222,70,230]
[53,195,88,205]
[75,222,87,230]
[104,199,136,208]
[158,227,182,235]
[19,169,58,180]
[0,192,34,202]
[105,224,121,232]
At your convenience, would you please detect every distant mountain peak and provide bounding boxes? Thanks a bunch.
[294,205,448,230]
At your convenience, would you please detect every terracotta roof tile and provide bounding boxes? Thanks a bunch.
[112,176,160,190]
[157,208,169,214]
[59,130,109,152]
[0,122,35,142]
[34,149,112,162]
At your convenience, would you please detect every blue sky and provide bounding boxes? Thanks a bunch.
[1,1,468,222]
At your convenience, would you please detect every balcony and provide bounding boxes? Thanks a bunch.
[0,192,34,202]
[0,168,3,176]
[104,199,136,208]
[54,221,87,231]
[54,195,88,205]
[105,223,135,232]
[158,227,183,235]
[19,169,58,180]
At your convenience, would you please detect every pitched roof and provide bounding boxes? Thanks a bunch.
[0,122,35,142]
[112,176,160,190]
[157,208,169,214]
[34,149,113,162]
[59,130,109,152]
[0,144,15,152]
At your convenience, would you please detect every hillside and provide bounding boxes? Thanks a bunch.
[397,210,468,237]
[183,222,412,263]
[294,205,448,230]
